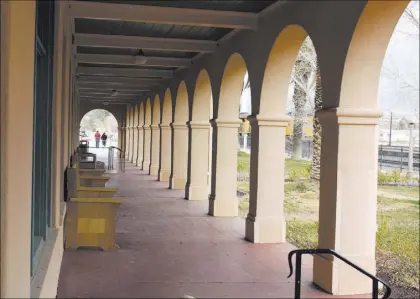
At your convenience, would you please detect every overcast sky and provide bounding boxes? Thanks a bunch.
[379,0,419,118]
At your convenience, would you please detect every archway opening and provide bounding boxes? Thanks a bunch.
[80,109,119,166]
[188,69,213,201]
[209,53,249,217]
[171,82,189,190]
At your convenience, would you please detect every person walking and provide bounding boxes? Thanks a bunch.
[94,131,101,148]
[101,132,108,147]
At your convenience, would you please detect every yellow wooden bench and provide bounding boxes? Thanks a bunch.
[65,197,122,250]
[67,163,118,199]
[79,174,111,187]
[79,168,106,177]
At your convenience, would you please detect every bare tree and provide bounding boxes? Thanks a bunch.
[291,37,317,159]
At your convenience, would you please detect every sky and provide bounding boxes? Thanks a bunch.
[239,1,419,120]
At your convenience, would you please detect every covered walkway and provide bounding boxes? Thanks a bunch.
[58,164,342,298]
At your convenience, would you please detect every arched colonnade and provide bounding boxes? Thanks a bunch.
[119,1,410,295]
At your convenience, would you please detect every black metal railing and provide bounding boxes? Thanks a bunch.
[108,146,125,173]
[287,249,391,299]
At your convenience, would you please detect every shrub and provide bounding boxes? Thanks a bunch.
[391,169,402,184]
[288,169,299,181]
[295,182,309,192]
[378,171,390,185]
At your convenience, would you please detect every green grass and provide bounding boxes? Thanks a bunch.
[378,185,420,199]
[285,158,311,174]
[237,151,251,173]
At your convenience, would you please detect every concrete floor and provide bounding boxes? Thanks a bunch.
[57,164,364,298]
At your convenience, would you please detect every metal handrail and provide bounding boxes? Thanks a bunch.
[108,146,125,173]
[287,249,391,299]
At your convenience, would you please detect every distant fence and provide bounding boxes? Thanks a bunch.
[238,135,419,172]
[378,145,420,172]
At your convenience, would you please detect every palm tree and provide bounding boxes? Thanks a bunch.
[310,59,322,180]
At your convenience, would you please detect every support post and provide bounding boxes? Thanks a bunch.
[313,108,380,295]
[0,1,36,296]
[159,124,172,181]
[245,115,291,243]
[150,124,161,176]
[171,122,188,190]
[186,121,211,200]
[209,119,241,217]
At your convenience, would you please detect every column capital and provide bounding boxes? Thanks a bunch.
[187,120,210,129]
[317,108,382,126]
[248,115,292,127]
[159,124,171,130]
[143,124,152,130]
[210,119,241,128]
[337,108,382,125]
[171,122,188,129]
[151,124,160,130]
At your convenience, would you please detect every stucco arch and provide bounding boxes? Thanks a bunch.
[152,95,161,125]
[174,81,189,123]
[80,108,119,127]
[139,102,144,126]
[159,88,173,182]
[260,25,309,116]
[218,53,248,121]
[145,97,152,125]
[162,88,172,125]
[192,69,213,121]
[339,0,410,111]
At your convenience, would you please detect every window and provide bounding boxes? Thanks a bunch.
[31,0,55,274]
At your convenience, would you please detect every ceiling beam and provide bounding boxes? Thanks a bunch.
[79,99,132,105]
[74,33,217,53]
[80,95,140,101]
[79,90,144,96]
[77,75,162,85]
[69,1,258,30]
[77,66,173,78]
[77,83,153,90]
[76,54,191,67]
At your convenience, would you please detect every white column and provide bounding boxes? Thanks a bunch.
[209,119,241,216]
[132,125,138,164]
[142,125,151,171]
[187,121,211,200]
[136,126,144,168]
[159,124,172,181]
[245,115,291,243]
[171,122,189,189]
[150,124,161,176]
[124,127,129,159]
[313,108,380,295]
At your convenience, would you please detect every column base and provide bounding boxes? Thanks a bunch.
[149,165,159,176]
[135,158,142,168]
[171,177,186,190]
[187,185,209,201]
[245,216,286,243]
[142,161,150,172]
[208,194,238,217]
[313,254,375,295]
[159,170,171,182]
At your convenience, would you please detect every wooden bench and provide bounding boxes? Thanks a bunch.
[67,163,118,199]
[65,197,122,250]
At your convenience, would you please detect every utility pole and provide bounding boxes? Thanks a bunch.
[408,122,414,176]
[388,112,393,146]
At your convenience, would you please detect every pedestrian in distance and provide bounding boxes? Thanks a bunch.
[101,132,108,147]
[95,131,101,148]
